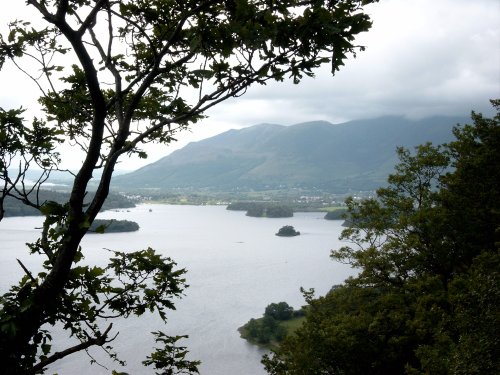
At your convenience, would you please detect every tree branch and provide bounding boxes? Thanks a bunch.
[29,323,114,374]
[16,259,36,283]
[78,0,109,36]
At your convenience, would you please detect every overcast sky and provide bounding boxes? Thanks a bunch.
[1,0,499,170]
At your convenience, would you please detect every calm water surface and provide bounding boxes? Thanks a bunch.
[0,204,354,374]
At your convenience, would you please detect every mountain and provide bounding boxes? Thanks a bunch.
[113,116,468,192]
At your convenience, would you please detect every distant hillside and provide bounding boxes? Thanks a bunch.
[2,191,135,217]
[113,116,468,192]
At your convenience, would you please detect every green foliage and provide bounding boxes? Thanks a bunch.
[275,225,300,237]
[0,108,62,220]
[0,108,61,167]
[229,202,294,217]
[241,316,287,345]
[0,246,188,372]
[265,302,294,321]
[89,219,139,233]
[142,332,200,375]
[263,101,500,374]
[266,205,294,218]
[0,0,377,372]
[245,203,266,217]
[240,303,304,346]
[264,286,421,374]
[447,251,500,374]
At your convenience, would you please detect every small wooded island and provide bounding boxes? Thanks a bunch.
[275,225,300,237]
[239,302,305,347]
[89,219,139,233]
[227,202,293,218]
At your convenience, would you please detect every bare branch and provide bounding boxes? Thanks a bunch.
[77,0,109,36]
[17,259,36,283]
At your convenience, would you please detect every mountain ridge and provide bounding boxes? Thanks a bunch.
[113,115,469,192]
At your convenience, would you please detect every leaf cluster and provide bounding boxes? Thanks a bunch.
[142,332,200,375]
[0,107,62,220]
[0,245,188,373]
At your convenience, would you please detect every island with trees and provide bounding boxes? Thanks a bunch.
[275,225,300,237]
[239,302,305,347]
[89,219,139,234]
[227,202,294,218]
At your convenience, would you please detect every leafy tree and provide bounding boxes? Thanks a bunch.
[265,302,294,321]
[0,0,377,373]
[240,314,287,345]
[276,225,300,236]
[264,285,420,374]
[263,101,500,374]
[0,108,62,220]
[447,251,500,374]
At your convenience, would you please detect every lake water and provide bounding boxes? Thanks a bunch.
[0,204,354,374]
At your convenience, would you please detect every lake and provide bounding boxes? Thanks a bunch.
[0,204,354,374]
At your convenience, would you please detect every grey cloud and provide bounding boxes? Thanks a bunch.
[207,0,499,127]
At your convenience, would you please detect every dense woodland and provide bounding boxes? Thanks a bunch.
[262,103,500,374]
